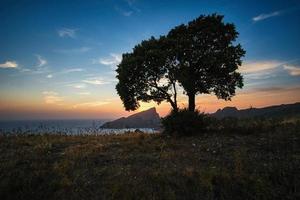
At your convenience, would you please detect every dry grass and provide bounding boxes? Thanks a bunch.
[0,123,299,200]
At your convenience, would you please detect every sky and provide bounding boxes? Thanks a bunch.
[0,0,300,120]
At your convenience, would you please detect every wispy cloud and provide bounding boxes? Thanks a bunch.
[55,47,91,54]
[250,86,300,95]
[35,55,47,67]
[125,0,141,12]
[96,53,122,68]
[239,60,300,80]
[77,92,91,96]
[252,11,281,22]
[115,0,140,16]
[72,101,110,108]
[20,67,50,75]
[42,91,64,104]
[115,6,133,16]
[82,77,110,85]
[283,64,300,76]
[44,68,84,78]
[62,68,84,73]
[15,55,49,75]
[239,61,282,74]
[57,28,77,38]
[68,83,87,89]
[0,61,18,69]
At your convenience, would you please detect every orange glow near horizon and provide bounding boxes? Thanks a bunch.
[1,86,299,120]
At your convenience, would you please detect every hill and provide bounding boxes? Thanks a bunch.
[212,102,300,119]
[101,107,161,129]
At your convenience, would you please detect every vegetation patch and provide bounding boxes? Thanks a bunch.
[0,119,299,199]
[162,109,209,136]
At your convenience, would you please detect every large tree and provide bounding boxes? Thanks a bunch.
[116,36,179,111]
[168,14,245,111]
[116,14,245,112]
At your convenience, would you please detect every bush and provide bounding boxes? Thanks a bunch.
[161,109,209,136]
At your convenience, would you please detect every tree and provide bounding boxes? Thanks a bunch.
[116,36,179,111]
[116,14,245,112]
[168,14,245,111]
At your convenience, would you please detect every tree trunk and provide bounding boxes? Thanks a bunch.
[173,105,178,113]
[170,100,178,113]
[188,93,195,112]
[172,82,178,113]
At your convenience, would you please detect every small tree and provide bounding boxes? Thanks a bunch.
[116,14,245,112]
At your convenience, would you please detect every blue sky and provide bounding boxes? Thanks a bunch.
[0,0,300,119]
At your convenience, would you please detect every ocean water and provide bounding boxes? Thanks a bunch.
[0,119,158,135]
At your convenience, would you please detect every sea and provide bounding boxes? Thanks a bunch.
[0,119,158,135]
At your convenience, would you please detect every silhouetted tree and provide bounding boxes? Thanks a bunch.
[116,14,245,112]
[168,14,245,111]
[116,36,179,111]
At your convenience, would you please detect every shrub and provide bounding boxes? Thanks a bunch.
[161,109,209,136]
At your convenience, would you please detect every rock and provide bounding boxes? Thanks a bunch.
[101,107,161,129]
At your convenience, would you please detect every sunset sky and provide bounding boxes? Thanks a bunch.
[1,0,300,120]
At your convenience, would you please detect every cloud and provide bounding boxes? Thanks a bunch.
[252,11,281,22]
[240,60,300,77]
[42,91,64,104]
[250,86,300,95]
[238,60,300,80]
[239,61,282,74]
[20,67,49,75]
[98,53,122,68]
[253,87,285,93]
[62,68,84,73]
[43,68,84,78]
[42,91,57,95]
[77,92,91,96]
[283,65,300,76]
[68,83,86,89]
[0,61,18,68]
[125,0,141,12]
[115,0,140,16]
[72,101,110,108]
[35,55,47,67]
[16,55,48,75]
[55,47,91,54]
[115,6,133,16]
[57,28,77,38]
[82,77,110,85]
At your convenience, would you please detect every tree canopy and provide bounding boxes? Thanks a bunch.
[116,14,245,112]
[116,36,179,111]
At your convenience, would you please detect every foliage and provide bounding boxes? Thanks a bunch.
[168,14,245,111]
[116,36,178,111]
[161,109,209,136]
[116,14,245,112]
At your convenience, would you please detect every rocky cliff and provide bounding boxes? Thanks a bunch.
[101,107,161,129]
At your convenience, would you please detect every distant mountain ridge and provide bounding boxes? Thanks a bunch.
[101,102,300,129]
[212,102,300,119]
[101,107,161,129]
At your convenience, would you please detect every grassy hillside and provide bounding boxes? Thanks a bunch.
[0,120,299,200]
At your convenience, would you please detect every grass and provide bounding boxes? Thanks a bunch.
[0,119,299,200]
